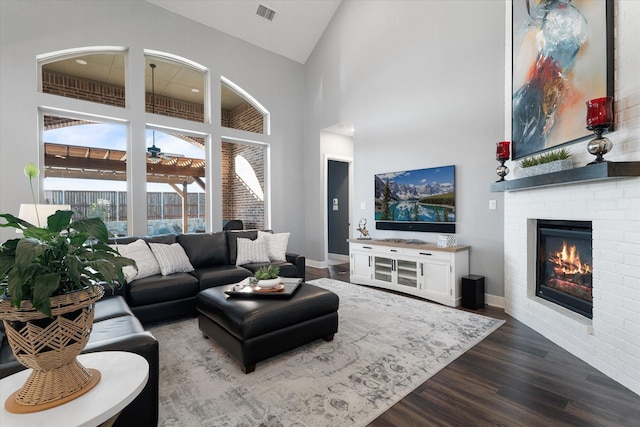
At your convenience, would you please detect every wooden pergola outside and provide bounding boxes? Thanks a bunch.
[44,142,206,232]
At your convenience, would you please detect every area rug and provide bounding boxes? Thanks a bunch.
[149,278,504,427]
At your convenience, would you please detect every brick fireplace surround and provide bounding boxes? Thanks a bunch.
[504,176,640,395]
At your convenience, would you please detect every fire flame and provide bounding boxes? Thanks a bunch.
[549,241,592,275]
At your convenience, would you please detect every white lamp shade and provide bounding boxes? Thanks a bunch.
[17,204,71,229]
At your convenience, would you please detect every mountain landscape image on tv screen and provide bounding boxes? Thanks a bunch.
[375,165,455,224]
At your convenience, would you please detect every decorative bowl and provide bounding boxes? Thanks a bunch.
[256,278,281,289]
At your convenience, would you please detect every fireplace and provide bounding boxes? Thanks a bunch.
[536,220,593,319]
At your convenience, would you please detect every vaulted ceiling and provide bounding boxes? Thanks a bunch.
[146,0,342,64]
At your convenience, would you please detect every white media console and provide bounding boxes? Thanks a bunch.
[349,239,470,307]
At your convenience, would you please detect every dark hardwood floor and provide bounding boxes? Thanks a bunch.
[307,263,640,427]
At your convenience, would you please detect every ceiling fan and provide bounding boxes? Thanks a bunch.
[147,140,180,163]
[147,63,184,164]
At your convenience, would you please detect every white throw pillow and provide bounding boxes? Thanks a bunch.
[235,237,270,266]
[149,243,195,276]
[258,231,290,261]
[112,239,161,282]
[109,244,138,283]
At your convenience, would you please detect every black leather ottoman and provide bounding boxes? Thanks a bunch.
[196,283,339,373]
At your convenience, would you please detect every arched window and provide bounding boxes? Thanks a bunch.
[221,76,270,135]
[145,52,207,123]
[144,52,208,234]
[39,47,127,107]
[42,112,129,236]
[36,47,271,235]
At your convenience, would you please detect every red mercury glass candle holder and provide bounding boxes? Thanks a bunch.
[586,96,614,128]
[495,141,510,182]
[496,141,510,160]
[585,96,614,164]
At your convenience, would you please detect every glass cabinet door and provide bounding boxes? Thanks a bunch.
[396,259,418,288]
[374,256,393,283]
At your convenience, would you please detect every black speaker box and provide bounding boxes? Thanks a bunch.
[461,275,485,309]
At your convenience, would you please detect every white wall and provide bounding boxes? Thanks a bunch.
[503,0,640,395]
[0,0,306,253]
[305,0,507,299]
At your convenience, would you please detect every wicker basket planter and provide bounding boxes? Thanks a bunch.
[0,286,104,413]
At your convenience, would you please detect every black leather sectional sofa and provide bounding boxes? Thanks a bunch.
[110,229,305,324]
[0,229,305,426]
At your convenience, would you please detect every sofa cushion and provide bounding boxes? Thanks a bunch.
[225,230,259,265]
[127,273,200,307]
[258,231,290,261]
[114,239,161,282]
[177,232,229,268]
[110,234,176,245]
[94,296,134,322]
[191,265,253,290]
[143,234,178,245]
[88,314,146,345]
[149,243,194,275]
[235,237,270,266]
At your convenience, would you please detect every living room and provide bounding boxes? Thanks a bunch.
[1,0,639,425]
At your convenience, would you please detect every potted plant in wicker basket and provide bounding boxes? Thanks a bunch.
[0,163,135,413]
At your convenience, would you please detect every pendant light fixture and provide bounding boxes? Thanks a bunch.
[147,63,162,164]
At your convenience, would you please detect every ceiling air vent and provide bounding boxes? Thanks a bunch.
[256,4,276,21]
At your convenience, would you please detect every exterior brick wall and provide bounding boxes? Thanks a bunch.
[503,0,640,395]
[43,70,205,122]
[222,142,265,230]
[42,70,264,131]
[42,70,125,108]
[229,103,264,133]
[145,93,203,122]
[221,110,231,128]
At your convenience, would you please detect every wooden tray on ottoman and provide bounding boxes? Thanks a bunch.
[224,277,303,298]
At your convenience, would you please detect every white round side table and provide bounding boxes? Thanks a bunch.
[0,351,149,427]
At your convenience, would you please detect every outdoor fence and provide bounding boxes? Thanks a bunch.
[45,190,205,227]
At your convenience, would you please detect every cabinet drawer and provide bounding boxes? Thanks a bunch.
[350,243,377,252]
[383,246,404,255]
[404,248,451,261]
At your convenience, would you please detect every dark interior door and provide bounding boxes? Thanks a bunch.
[328,160,349,255]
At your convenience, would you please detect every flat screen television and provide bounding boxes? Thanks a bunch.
[374,165,456,233]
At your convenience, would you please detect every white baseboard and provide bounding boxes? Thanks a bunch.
[486,294,505,309]
[328,253,349,263]
[307,259,326,269]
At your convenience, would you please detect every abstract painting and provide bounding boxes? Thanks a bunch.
[512,0,613,159]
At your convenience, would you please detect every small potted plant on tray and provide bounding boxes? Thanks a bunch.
[253,265,281,289]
